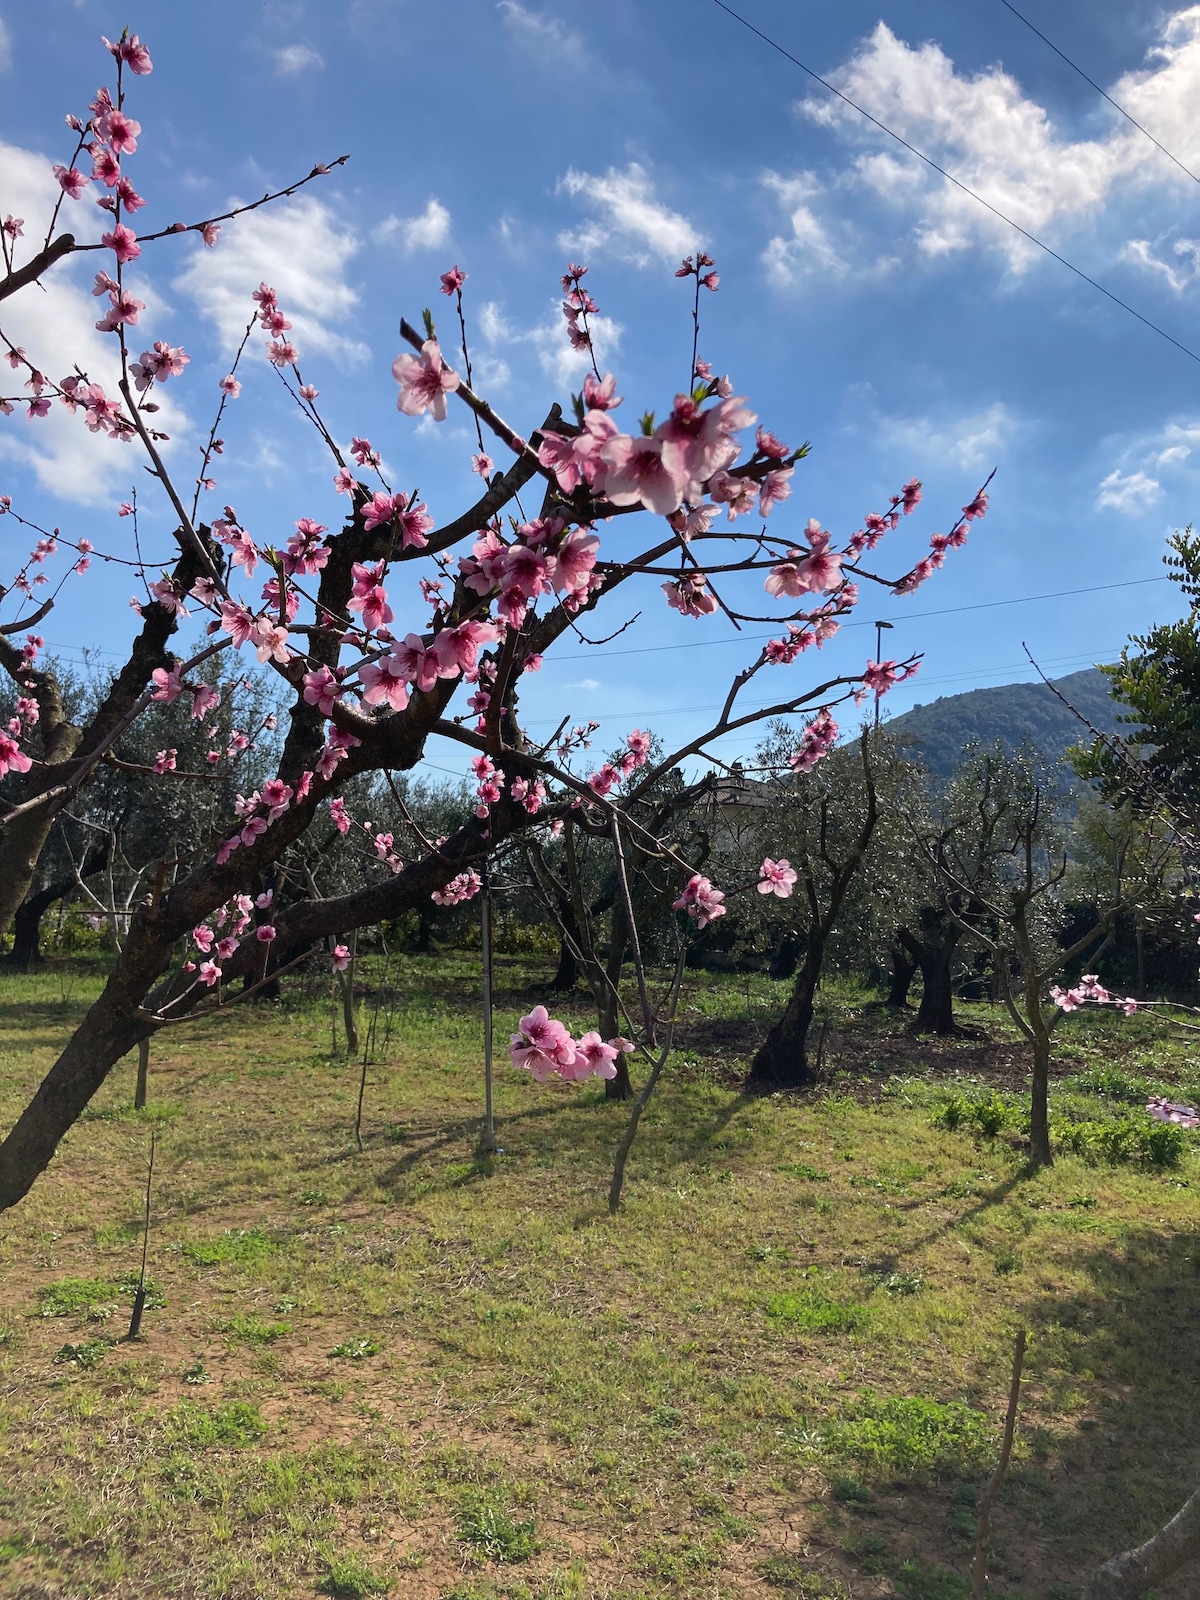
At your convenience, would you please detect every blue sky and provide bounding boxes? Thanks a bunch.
[3,0,1200,778]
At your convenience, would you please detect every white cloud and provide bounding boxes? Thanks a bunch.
[1096,469,1163,512]
[0,19,12,74]
[498,2,586,67]
[274,43,323,76]
[175,195,368,367]
[557,163,699,266]
[564,678,600,691]
[760,170,899,287]
[879,402,1016,471]
[1121,236,1200,291]
[371,198,451,253]
[0,144,189,506]
[480,298,622,390]
[800,12,1200,270]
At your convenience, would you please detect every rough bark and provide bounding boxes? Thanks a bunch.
[1029,1033,1052,1168]
[883,936,916,1008]
[1082,1483,1200,1600]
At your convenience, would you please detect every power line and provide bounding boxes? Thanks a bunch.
[710,0,1200,368]
[548,573,1169,663]
[995,0,1200,185]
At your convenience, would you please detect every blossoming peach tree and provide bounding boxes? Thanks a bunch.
[0,29,987,1213]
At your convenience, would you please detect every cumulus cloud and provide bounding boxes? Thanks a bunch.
[479,297,622,390]
[1096,469,1163,512]
[760,170,899,287]
[175,195,368,367]
[0,144,189,506]
[498,1,586,67]
[274,43,323,75]
[557,163,699,266]
[878,402,1016,472]
[372,198,451,253]
[800,11,1200,271]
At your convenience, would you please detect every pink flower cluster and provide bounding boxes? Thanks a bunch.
[431,870,482,907]
[790,707,839,774]
[587,728,652,797]
[1050,975,1138,1016]
[673,874,726,929]
[1146,1096,1200,1129]
[508,1005,631,1083]
[757,858,797,897]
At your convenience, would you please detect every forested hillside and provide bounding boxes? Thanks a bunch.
[888,666,1126,776]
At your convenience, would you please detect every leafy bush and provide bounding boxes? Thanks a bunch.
[766,1289,868,1335]
[182,1228,277,1266]
[318,1554,389,1598]
[165,1400,267,1448]
[1056,1113,1186,1168]
[1071,1064,1154,1104]
[931,1092,1019,1140]
[824,1394,993,1483]
[456,1496,538,1563]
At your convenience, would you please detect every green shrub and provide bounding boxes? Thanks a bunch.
[766,1290,868,1334]
[1056,1113,1186,1168]
[1072,1064,1153,1104]
[318,1554,389,1598]
[932,1091,1018,1140]
[165,1400,266,1448]
[182,1227,277,1266]
[824,1394,993,1483]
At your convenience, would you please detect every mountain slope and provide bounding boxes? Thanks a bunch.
[886,667,1126,777]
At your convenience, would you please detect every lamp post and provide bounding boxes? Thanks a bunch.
[873,619,894,728]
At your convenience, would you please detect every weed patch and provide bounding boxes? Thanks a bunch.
[824,1395,993,1483]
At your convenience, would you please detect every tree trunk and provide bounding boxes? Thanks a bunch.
[1029,1034,1053,1168]
[913,941,957,1033]
[133,1038,150,1111]
[747,943,823,1090]
[1082,1482,1200,1600]
[769,929,802,981]
[7,887,54,971]
[884,937,916,1008]
[598,985,632,1100]
[550,908,580,992]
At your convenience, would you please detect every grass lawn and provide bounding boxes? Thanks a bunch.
[0,953,1198,1599]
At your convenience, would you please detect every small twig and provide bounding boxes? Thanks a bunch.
[123,1128,156,1342]
[608,944,688,1214]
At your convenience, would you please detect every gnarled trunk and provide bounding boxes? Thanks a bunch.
[747,941,823,1090]
[884,936,916,1008]
[1082,1482,1200,1599]
[902,913,963,1034]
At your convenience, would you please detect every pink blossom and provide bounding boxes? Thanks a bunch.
[316,728,359,780]
[198,961,222,988]
[755,426,788,459]
[90,146,121,187]
[554,529,601,596]
[331,944,351,972]
[334,466,356,495]
[790,707,839,773]
[256,924,277,943]
[392,339,460,421]
[261,777,293,823]
[267,339,298,367]
[962,490,989,521]
[583,371,622,411]
[361,491,398,532]
[153,748,177,774]
[429,618,502,680]
[662,573,718,618]
[98,109,140,155]
[193,925,215,953]
[864,659,901,698]
[440,265,466,295]
[251,618,290,665]
[431,869,483,906]
[765,523,844,599]
[131,342,189,390]
[54,165,89,200]
[202,222,221,248]
[758,858,798,898]
[349,436,375,465]
[190,683,219,721]
[100,223,140,263]
[708,469,758,519]
[359,654,411,712]
[303,666,343,716]
[0,732,32,778]
[347,561,394,631]
[329,797,351,835]
[284,519,329,577]
[471,451,494,478]
[626,728,652,765]
[103,32,153,73]
[150,664,184,703]
[219,601,255,648]
[219,374,242,399]
[94,286,145,331]
[600,432,687,517]
[566,1032,619,1082]
[901,478,922,514]
[758,468,793,517]
[673,873,726,930]
[509,1005,577,1081]
[397,501,435,549]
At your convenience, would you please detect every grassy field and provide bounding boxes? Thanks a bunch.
[0,953,1198,1600]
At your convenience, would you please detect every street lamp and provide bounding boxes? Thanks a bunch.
[872,619,894,728]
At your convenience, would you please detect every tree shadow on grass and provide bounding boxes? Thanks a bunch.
[1005,1224,1200,1592]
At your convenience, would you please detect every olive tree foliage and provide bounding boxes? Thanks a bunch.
[0,31,983,1213]
[742,724,921,1090]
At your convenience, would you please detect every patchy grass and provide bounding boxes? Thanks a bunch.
[0,953,1198,1597]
